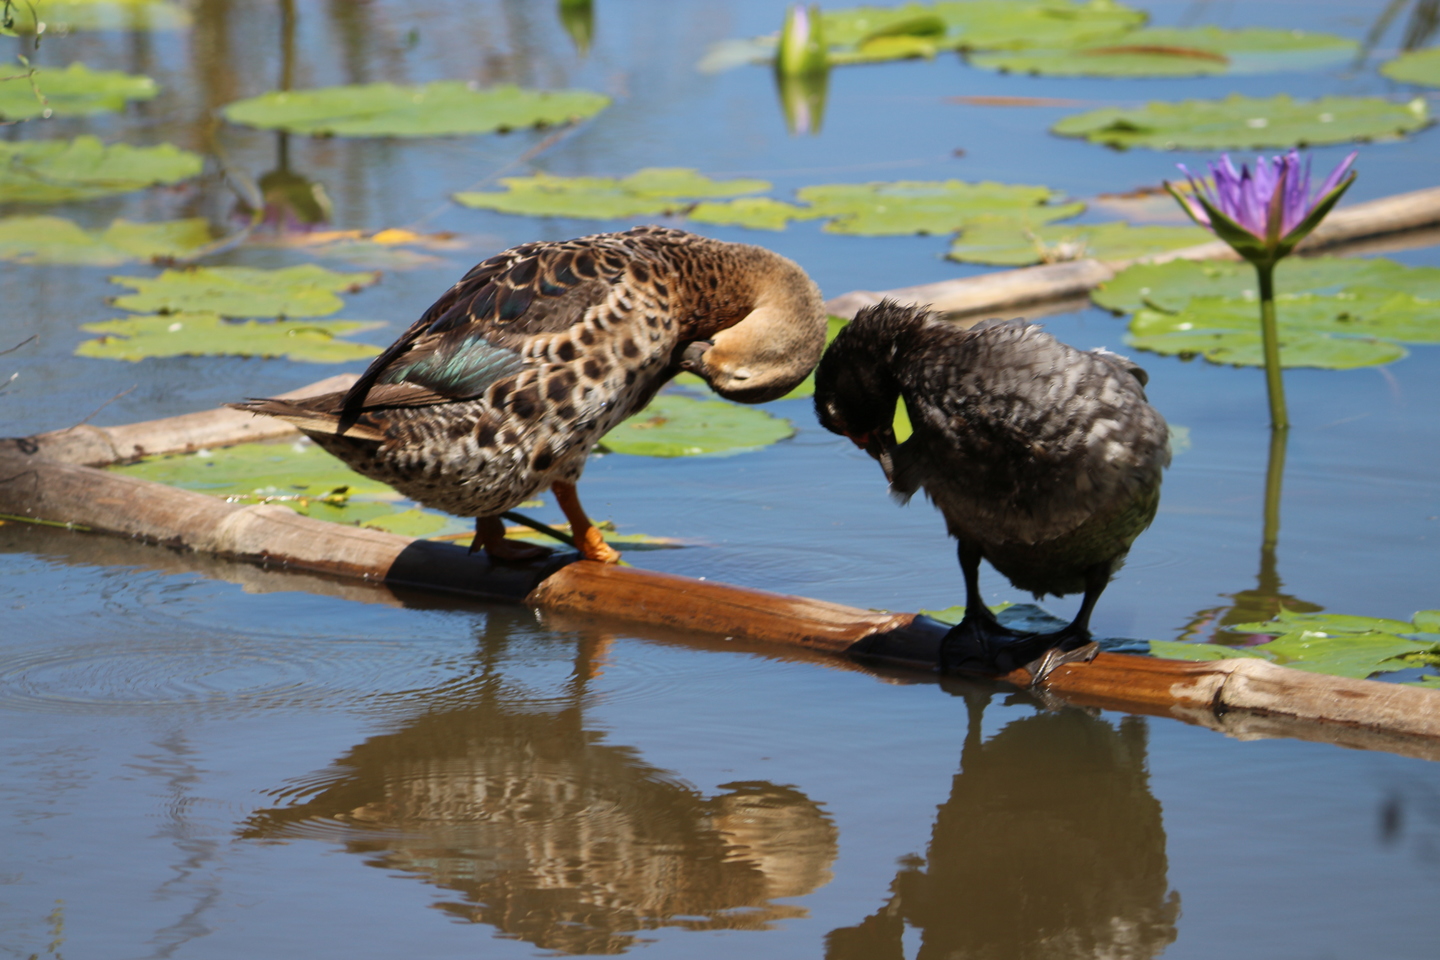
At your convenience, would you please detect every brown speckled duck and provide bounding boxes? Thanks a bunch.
[814,300,1170,682]
[233,226,825,563]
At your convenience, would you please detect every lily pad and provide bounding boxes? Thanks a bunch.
[0,62,156,120]
[947,220,1208,266]
[1052,94,1432,150]
[110,439,397,499]
[0,216,211,265]
[1091,257,1440,314]
[0,136,203,203]
[599,393,794,457]
[109,265,379,318]
[1126,296,1411,369]
[454,168,769,220]
[778,315,852,400]
[795,180,1084,236]
[76,313,385,363]
[222,81,610,138]
[1148,639,1269,661]
[972,27,1356,77]
[3,0,190,33]
[1380,47,1440,88]
[687,197,813,231]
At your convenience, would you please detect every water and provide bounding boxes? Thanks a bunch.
[3,1,1440,956]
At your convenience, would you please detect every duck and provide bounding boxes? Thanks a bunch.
[814,300,1170,683]
[232,226,826,564]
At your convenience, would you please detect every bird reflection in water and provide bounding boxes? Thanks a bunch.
[826,689,1179,960]
[240,620,837,954]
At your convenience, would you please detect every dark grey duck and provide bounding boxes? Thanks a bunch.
[814,300,1170,682]
[233,226,826,563]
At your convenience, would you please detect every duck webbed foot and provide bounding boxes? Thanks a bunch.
[471,516,555,563]
[939,614,1098,686]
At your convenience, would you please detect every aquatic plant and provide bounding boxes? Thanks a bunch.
[1167,150,1356,428]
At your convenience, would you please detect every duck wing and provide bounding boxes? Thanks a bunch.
[339,240,620,420]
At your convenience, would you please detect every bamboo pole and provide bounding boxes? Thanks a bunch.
[4,444,1440,759]
[823,185,1440,319]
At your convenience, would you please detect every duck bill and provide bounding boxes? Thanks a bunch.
[859,426,898,483]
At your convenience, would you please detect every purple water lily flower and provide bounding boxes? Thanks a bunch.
[1166,150,1357,266]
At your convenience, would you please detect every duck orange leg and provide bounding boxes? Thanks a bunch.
[552,480,622,564]
[471,516,553,562]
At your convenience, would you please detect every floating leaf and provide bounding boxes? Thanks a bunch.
[1380,47,1440,88]
[778,315,851,400]
[1415,611,1440,633]
[0,216,211,265]
[454,168,769,220]
[971,27,1355,77]
[1090,256,1440,314]
[110,439,397,499]
[687,197,812,231]
[359,509,453,538]
[0,136,203,203]
[76,313,384,363]
[795,180,1083,236]
[3,0,190,33]
[1126,296,1411,369]
[0,62,156,120]
[947,220,1207,266]
[1053,94,1432,150]
[222,82,610,138]
[1249,631,1437,679]
[598,393,794,457]
[1147,639,1269,661]
[109,265,379,318]
[1230,610,1421,637]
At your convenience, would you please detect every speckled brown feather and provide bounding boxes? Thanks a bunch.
[232,226,825,524]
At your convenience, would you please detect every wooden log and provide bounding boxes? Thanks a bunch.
[3,444,1440,757]
[8,373,358,467]
[824,185,1440,319]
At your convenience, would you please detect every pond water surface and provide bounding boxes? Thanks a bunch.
[3,1,1440,957]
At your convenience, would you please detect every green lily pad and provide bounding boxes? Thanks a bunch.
[0,216,211,265]
[1230,610,1421,637]
[1147,639,1270,661]
[778,315,851,400]
[947,220,1208,266]
[109,265,380,318]
[1091,257,1440,314]
[1126,296,1411,369]
[1053,94,1432,150]
[687,197,813,231]
[454,168,768,220]
[1248,631,1438,679]
[972,26,1356,77]
[1415,611,1440,633]
[3,0,189,33]
[110,439,398,499]
[823,1,1145,57]
[1380,47,1440,87]
[0,62,156,120]
[0,136,203,203]
[599,393,794,457]
[795,180,1084,236]
[222,81,610,138]
[76,313,384,363]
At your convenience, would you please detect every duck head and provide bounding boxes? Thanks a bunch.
[814,300,927,480]
[684,248,827,404]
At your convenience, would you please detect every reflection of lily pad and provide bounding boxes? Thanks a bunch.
[0,62,156,120]
[1053,94,1432,150]
[947,220,1207,265]
[1091,257,1440,314]
[76,313,384,363]
[0,216,211,265]
[687,197,812,231]
[222,82,610,137]
[972,27,1356,77]
[455,168,768,219]
[1126,295,1412,369]
[600,394,794,457]
[0,136,203,203]
[796,180,1083,235]
[3,0,190,33]
[1380,47,1440,87]
[749,1,1147,66]
[109,265,380,317]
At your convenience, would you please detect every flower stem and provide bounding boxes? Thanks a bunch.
[1255,262,1288,430]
